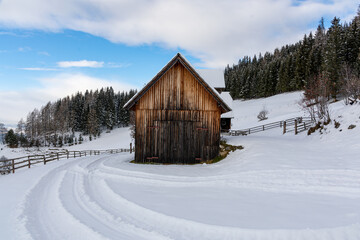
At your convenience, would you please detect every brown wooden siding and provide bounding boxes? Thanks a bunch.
[134,62,221,164]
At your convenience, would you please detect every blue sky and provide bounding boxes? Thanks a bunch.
[0,0,358,126]
[0,30,200,90]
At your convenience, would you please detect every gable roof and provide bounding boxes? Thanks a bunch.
[124,53,231,113]
[219,92,234,118]
[196,69,225,89]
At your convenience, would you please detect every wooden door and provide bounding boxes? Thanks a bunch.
[158,121,196,163]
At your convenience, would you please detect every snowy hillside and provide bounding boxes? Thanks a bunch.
[0,127,133,159]
[231,91,306,129]
[1,91,360,240]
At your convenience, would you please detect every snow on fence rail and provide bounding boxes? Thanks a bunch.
[0,146,134,175]
[230,117,314,136]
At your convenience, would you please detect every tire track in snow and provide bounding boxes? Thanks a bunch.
[88,175,360,240]
[18,157,108,240]
[17,153,360,240]
[61,168,172,240]
[95,161,360,198]
[18,154,171,240]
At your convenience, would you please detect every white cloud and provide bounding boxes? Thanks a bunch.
[38,51,50,56]
[19,67,58,71]
[57,60,104,68]
[0,31,17,36]
[0,73,138,125]
[18,46,31,52]
[107,62,131,68]
[0,0,358,67]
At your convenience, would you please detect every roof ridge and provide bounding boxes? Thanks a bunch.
[124,53,231,112]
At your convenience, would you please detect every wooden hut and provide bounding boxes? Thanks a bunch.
[124,53,231,164]
[219,92,234,132]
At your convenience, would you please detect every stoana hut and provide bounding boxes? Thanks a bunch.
[124,53,231,164]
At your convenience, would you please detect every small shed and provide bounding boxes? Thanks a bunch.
[196,69,226,93]
[124,53,231,164]
[219,92,234,131]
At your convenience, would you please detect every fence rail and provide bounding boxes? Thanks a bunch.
[0,146,133,175]
[230,117,314,136]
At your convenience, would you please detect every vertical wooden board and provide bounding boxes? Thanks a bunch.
[176,63,180,109]
[134,60,225,163]
[180,65,184,109]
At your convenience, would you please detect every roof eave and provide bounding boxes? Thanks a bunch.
[124,53,231,113]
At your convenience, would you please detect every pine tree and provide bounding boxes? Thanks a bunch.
[325,17,344,99]
[5,129,18,148]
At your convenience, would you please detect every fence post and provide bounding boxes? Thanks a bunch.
[263,125,264,131]
[57,153,59,161]
[283,121,286,134]
[248,129,250,135]
[67,152,69,159]
[295,119,298,135]
[280,121,282,128]
[130,143,132,154]
[74,152,76,158]
[28,156,31,168]
[12,159,15,174]
[43,155,46,165]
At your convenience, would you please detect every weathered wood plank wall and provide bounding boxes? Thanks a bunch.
[134,62,221,164]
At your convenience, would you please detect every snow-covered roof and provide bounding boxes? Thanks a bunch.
[220,92,234,118]
[124,53,231,112]
[196,69,225,89]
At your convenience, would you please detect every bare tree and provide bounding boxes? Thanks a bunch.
[129,111,136,140]
[341,65,360,105]
[257,105,269,121]
[16,118,25,134]
[0,123,6,144]
[301,74,331,123]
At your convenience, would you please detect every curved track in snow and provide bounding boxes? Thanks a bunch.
[17,152,360,240]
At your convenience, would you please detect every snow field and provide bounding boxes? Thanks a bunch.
[1,91,360,239]
[10,150,360,240]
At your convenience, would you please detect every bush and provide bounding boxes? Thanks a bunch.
[257,107,269,121]
[0,156,11,175]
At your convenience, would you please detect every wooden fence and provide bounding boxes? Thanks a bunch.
[282,117,314,134]
[230,117,314,136]
[0,145,133,175]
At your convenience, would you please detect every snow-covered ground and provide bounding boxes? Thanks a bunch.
[0,127,133,159]
[231,91,307,129]
[1,91,360,240]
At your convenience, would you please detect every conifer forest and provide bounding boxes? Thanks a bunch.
[225,10,360,100]
[20,87,136,147]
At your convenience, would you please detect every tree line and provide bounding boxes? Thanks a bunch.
[11,87,136,148]
[225,7,360,100]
